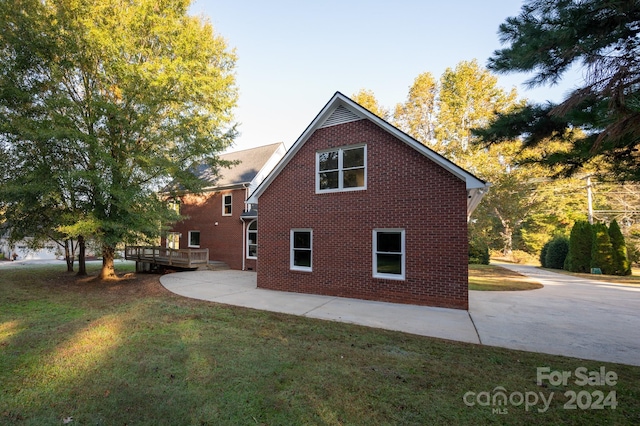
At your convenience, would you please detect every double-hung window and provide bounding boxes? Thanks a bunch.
[290,229,312,271]
[373,229,405,280]
[222,194,232,216]
[317,145,366,192]
[188,230,201,248]
[247,220,257,258]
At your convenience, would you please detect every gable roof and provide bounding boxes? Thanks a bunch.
[249,92,490,218]
[194,142,286,190]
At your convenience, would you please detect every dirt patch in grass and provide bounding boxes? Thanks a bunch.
[469,264,543,291]
[59,271,172,298]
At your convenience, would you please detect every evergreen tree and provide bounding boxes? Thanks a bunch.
[608,219,631,276]
[565,220,593,273]
[591,223,614,275]
[477,0,640,181]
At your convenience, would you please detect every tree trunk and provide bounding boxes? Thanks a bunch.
[77,235,87,276]
[64,239,75,272]
[99,244,117,280]
[494,207,514,256]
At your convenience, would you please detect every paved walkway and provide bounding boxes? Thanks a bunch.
[159,265,640,366]
[159,270,480,344]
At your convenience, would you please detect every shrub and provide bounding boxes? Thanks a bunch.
[540,241,551,268]
[608,220,631,276]
[591,222,614,275]
[469,238,490,265]
[565,221,593,273]
[545,236,569,270]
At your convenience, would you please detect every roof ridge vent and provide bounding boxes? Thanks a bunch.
[320,105,362,128]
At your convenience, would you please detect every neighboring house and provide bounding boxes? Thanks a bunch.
[164,143,286,271]
[248,92,489,309]
[0,236,59,260]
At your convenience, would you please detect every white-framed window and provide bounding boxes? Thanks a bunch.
[247,220,257,259]
[222,194,232,216]
[373,229,405,280]
[290,229,312,271]
[316,145,366,193]
[188,230,200,248]
[166,232,180,249]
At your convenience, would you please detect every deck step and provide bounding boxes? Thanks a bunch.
[200,261,230,271]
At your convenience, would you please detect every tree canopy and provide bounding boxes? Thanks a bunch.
[351,88,389,120]
[476,0,640,181]
[0,0,237,278]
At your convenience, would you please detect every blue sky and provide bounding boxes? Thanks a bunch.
[190,1,582,152]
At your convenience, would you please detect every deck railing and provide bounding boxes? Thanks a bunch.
[124,246,209,268]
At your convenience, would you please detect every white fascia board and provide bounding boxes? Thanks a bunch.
[248,91,489,203]
[248,94,358,204]
[247,143,287,197]
[338,92,488,190]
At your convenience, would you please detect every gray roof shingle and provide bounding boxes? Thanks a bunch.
[195,142,284,189]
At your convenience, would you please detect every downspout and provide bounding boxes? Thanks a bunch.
[241,183,249,271]
[242,219,246,271]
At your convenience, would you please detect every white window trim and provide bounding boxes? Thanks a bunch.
[373,229,405,280]
[246,220,257,259]
[316,144,367,193]
[290,229,312,271]
[188,230,201,248]
[222,193,232,216]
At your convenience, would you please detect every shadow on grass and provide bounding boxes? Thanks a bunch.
[1,265,639,425]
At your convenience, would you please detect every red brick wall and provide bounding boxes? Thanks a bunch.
[257,119,469,309]
[169,188,248,270]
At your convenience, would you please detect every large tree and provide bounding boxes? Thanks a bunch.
[393,72,438,145]
[477,0,640,181]
[0,0,237,279]
[351,88,389,120]
[436,60,519,163]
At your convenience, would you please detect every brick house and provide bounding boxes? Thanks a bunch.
[248,92,489,309]
[165,143,286,271]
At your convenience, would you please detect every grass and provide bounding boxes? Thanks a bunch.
[1,264,639,425]
[468,264,544,291]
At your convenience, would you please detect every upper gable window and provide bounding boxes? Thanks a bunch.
[316,145,366,193]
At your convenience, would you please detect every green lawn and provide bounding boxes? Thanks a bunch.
[1,264,639,425]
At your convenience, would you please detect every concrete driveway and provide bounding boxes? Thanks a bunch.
[470,263,640,366]
[159,265,640,367]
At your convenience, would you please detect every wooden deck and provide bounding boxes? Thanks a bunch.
[125,246,209,270]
